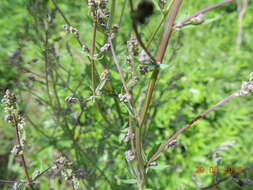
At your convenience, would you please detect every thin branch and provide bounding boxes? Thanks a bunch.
[146,90,240,166]
[236,0,248,50]
[91,17,98,96]
[0,179,25,184]
[108,37,139,119]
[173,0,235,28]
[33,166,53,181]
[51,0,87,51]
[147,0,176,48]
[200,176,232,190]
[200,163,253,190]
[13,115,35,190]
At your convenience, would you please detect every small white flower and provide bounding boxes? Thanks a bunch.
[190,88,200,94]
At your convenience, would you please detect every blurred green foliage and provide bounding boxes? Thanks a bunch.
[0,0,253,190]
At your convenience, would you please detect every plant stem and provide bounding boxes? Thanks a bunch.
[91,15,98,96]
[109,38,139,120]
[140,0,183,127]
[173,0,235,28]
[14,115,34,190]
[108,0,116,32]
[147,0,175,47]
[109,37,145,188]
[146,91,240,166]
[0,179,25,184]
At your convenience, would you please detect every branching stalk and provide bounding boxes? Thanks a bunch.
[146,91,240,166]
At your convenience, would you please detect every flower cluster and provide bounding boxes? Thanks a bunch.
[139,65,149,75]
[118,93,131,103]
[82,44,89,53]
[95,69,110,95]
[100,43,110,52]
[123,130,134,143]
[125,150,135,162]
[88,0,109,29]
[51,157,81,190]
[238,72,253,96]
[100,69,109,81]
[160,0,167,5]
[127,35,139,56]
[138,50,151,63]
[1,90,26,155]
[65,96,79,103]
[63,24,79,35]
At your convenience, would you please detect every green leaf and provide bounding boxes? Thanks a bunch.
[120,179,137,184]
[159,63,171,70]
[149,165,170,170]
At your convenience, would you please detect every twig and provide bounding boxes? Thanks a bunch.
[33,166,53,181]
[200,163,253,189]
[13,115,35,190]
[51,0,87,51]
[147,0,175,48]
[108,37,139,119]
[236,0,248,50]
[146,90,240,166]
[0,179,25,184]
[91,16,98,96]
[173,0,236,28]
[200,176,232,190]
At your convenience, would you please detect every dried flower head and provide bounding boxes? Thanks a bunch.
[100,43,110,52]
[238,81,253,96]
[139,50,151,63]
[139,65,149,75]
[112,24,119,33]
[118,93,131,103]
[149,161,157,166]
[53,157,80,189]
[63,24,79,35]
[125,56,131,64]
[11,145,22,155]
[127,35,139,56]
[65,96,79,103]
[100,69,109,81]
[82,44,89,52]
[160,0,167,5]
[125,150,135,161]
[190,14,204,24]
[123,130,134,143]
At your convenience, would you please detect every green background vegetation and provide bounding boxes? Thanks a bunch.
[0,0,253,189]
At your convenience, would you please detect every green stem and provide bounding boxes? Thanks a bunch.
[109,0,116,32]
[147,0,175,48]
[91,19,97,96]
[140,0,183,128]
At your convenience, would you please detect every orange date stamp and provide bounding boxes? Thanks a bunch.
[195,166,244,174]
